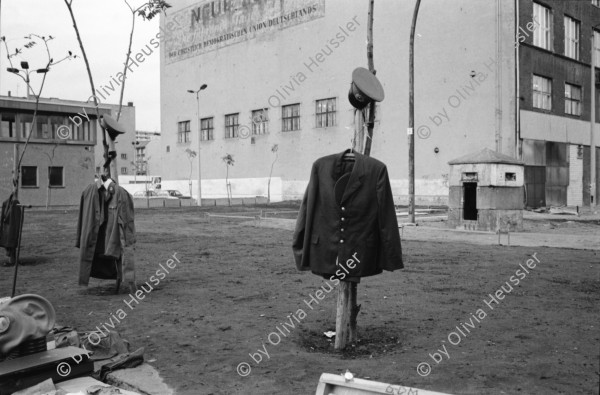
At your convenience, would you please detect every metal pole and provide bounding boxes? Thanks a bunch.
[197,93,202,207]
[591,29,597,208]
[408,0,421,224]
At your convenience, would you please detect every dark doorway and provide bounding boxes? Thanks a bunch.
[545,142,568,206]
[525,166,546,208]
[463,182,478,220]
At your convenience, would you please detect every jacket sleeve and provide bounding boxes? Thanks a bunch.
[376,165,403,271]
[292,162,318,270]
[118,188,136,247]
[75,191,84,248]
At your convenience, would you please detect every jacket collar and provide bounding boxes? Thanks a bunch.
[333,149,365,205]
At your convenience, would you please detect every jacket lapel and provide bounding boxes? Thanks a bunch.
[335,149,364,205]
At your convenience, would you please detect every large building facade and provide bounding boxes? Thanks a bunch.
[518,0,600,207]
[159,0,599,207]
[0,96,136,207]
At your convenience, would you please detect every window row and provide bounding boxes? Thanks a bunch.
[0,113,95,142]
[177,98,337,142]
[532,2,600,63]
[532,74,587,116]
[20,166,64,188]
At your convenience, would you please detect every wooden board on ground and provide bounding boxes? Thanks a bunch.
[315,373,454,395]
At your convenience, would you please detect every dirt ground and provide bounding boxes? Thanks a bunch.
[1,206,598,395]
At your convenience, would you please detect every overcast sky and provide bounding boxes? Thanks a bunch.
[0,0,161,131]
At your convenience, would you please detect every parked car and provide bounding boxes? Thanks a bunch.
[165,190,190,199]
[133,190,178,199]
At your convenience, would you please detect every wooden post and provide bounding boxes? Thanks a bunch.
[108,138,118,185]
[335,282,351,348]
[364,0,376,157]
[334,0,375,351]
[12,144,19,199]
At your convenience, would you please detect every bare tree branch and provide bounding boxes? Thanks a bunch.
[63,0,110,177]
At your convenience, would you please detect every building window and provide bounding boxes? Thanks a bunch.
[251,109,268,135]
[0,113,16,138]
[315,98,337,128]
[121,167,128,175]
[593,0,600,7]
[533,75,552,110]
[225,113,239,139]
[166,145,170,153]
[564,16,580,60]
[21,166,38,187]
[20,114,33,139]
[121,153,127,160]
[48,166,64,187]
[533,3,552,50]
[282,104,300,132]
[177,121,190,143]
[201,117,214,141]
[565,83,582,116]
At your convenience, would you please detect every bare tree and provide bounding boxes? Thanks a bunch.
[63,0,170,180]
[116,0,171,121]
[185,148,197,200]
[222,154,235,206]
[1,34,74,199]
[267,144,279,204]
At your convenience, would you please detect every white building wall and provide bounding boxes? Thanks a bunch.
[159,0,516,204]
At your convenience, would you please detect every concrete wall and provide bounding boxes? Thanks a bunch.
[567,144,583,206]
[0,142,94,207]
[160,0,517,204]
[448,208,523,232]
[521,110,600,146]
[449,163,524,187]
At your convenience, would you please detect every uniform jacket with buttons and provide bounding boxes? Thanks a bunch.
[292,150,403,278]
[76,183,135,286]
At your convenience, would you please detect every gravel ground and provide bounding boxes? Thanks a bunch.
[1,206,598,395]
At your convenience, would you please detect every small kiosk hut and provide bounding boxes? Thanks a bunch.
[447,148,525,231]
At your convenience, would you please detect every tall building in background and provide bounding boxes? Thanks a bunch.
[159,0,599,207]
[518,0,600,207]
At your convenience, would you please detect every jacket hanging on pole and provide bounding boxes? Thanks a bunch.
[293,150,403,279]
[0,193,22,257]
[76,183,136,286]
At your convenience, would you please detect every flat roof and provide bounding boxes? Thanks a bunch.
[448,148,525,165]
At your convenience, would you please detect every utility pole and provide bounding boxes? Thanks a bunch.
[408,0,421,224]
[591,26,598,208]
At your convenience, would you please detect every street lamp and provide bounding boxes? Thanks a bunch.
[187,84,208,206]
[6,61,47,99]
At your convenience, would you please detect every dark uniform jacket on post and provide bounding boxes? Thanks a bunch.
[293,150,403,278]
[0,193,22,252]
[76,183,136,286]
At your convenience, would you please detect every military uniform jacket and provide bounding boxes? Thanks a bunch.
[76,184,136,285]
[292,150,403,278]
[0,193,21,250]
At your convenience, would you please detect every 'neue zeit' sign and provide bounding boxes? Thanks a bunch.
[164,0,326,64]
